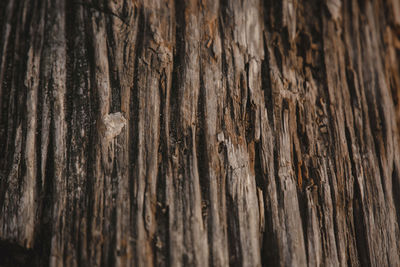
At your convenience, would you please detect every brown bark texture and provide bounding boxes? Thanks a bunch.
[1,0,400,266]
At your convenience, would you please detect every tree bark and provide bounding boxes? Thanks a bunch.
[0,0,400,266]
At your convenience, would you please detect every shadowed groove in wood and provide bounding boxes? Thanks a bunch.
[0,0,400,266]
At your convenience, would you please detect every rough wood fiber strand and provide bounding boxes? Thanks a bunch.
[0,0,399,266]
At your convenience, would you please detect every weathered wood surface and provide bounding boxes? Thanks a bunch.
[0,0,400,266]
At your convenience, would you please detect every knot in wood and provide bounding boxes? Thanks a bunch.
[101,112,127,141]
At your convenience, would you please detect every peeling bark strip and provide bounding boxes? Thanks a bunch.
[0,0,400,266]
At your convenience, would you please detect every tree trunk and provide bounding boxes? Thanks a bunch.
[1,0,400,266]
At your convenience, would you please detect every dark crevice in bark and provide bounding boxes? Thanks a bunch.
[296,102,310,158]
[273,46,283,74]
[34,115,55,267]
[344,127,357,186]
[155,74,169,267]
[101,180,107,267]
[357,0,365,13]
[281,27,291,53]
[0,0,17,121]
[264,153,281,267]
[261,33,274,127]
[17,99,27,195]
[296,31,311,63]
[392,165,400,233]
[327,159,343,266]
[294,142,309,264]
[273,145,282,209]
[263,0,282,31]
[217,2,228,113]
[271,128,284,262]
[35,63,44,238]
[0,0,7,32]
[225,192,242,267]
[219,0,229,27]
[12,0,31,193]
[85,146,95,264]
[105,15,121,113]
[243,63,249,124]
[106,160,118,267]
[345,61,359,109]
[346,241,353,267]
[261,208,280,266]
[155,158,168,267]
[20,1,34,51]
[83,79,95,267]
[170,0,185,142]
[353,181,371,267]
[253,143,264,204]
[0,239,38,267]
[85,96,96,266]
[64,0,74,157]
[375,84,388,152]
[2,0,21,168]
[297,189,309,264]
[0,0,13,155]
[255,142,277,267]
[292,139,300,190]
[198,69,212,264]
[0,26,16,207]
[77,220,85,266]
[244,73,253,143]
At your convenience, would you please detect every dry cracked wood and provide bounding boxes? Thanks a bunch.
[0,0,400,266]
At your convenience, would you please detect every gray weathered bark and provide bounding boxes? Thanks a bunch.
[0,0,400,266]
